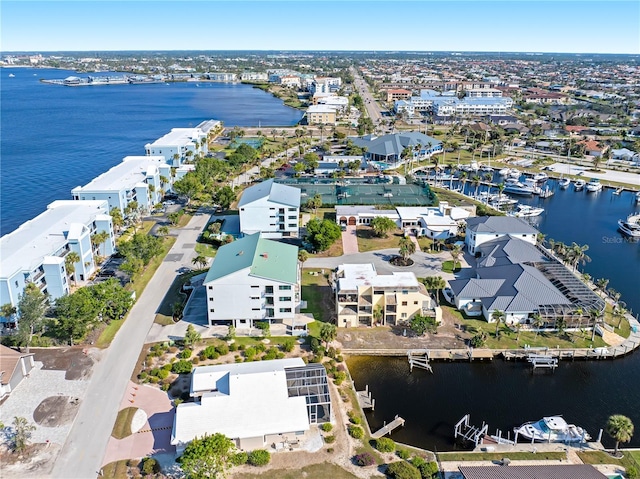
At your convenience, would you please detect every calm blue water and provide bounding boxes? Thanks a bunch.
[0,68,302,235]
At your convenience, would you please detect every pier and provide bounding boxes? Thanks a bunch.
[371,415,406,439]
[356,384,375,410]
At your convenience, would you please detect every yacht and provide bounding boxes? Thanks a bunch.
[503,178,537,196]
[585,178,603,193]
[515,416,591,443]
[498,167,511,176]
[532,172,549,182]
[509,204,545,218]
[574,179,586,191]
[558,177,571,189]
[506,168,521,179]
[635,191,640,203]
[618,214,640,238]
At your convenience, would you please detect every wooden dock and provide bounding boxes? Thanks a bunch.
[371,415,405,439]
[356,384,375,410]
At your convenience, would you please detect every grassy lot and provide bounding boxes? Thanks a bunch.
[356,226,404,252]
[101,460,130,478]
[116,221,156,246]
[444,305,608,349]
[311,239,344,257]
[233,463,359,479]
[177,212,193,228]
[603,303,631,339]
[195,242,218,257]
[441,260,461,273]
[301,268,333,323]
[578,450,640,472]
[231,336,298,348]
[96,236,176,348]
[439,451,567,462]
[111,407,137,439]
[154,270,204,324]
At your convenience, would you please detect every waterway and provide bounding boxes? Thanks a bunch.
[348,174,640,452]
[0,68,303,235]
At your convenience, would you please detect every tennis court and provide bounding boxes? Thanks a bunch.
[230,137,264,149]
[279,181,435,206]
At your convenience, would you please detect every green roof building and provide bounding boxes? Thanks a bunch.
[203,233,300,329]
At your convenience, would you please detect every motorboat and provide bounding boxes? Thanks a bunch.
[489,196,518,209]
[498,167,511,176]
[636,191,640,203]
[506,168,521,179]
[509,204,545,218]
[515,416,591,443]
[585,178,603,193]
[558,177,571,189]
[618,214,640,238]
[574,179,586,191]
[532,172,549,182]
[503,178,537,196]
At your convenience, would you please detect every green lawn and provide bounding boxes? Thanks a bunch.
[356,227,404,252]
[578,450,640,472]
[301,269,332,323]
[233,463,359,479]
[195,242,218,257]
[441,260,461,273]
[111,407,137,439]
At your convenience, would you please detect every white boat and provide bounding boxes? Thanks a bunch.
[532,172,549,182]
[9,73,15,78]
[635,191,640,203]
[558,178,571,189]
[503,178,537,196]
[506,168,521,179]
[618,214,640,238]
[585,178,603,193]
[498,167,511,176]
[574,179,586,191]
[509,204,545,218]
[515,416,591,443]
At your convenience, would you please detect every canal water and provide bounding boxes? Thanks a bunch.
[348,174,640,452]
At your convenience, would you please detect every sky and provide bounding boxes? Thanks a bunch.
[1,1,639,54]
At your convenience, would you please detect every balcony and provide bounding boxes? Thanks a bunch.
[337,294,358,303]
[358,296,372,306]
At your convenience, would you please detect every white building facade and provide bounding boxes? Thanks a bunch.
[465,216,539,255]
[238,179,300,238]
[145,126,210,167]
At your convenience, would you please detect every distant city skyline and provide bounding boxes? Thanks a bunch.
[1,1,639,55]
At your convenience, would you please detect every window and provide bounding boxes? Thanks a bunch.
[210,309,215,313]
[374,290,384,295]
[209,297,214,302]
[279,285,292,290]
[288,208,297,212]
[265,286,274,294]
[414,301,418,305]
[208,286,213,290]
[288,215,297,220]
[402,301,408,306]
[251,285,259,288]
[401,313,407,318]
[279,307,292,313]
[288,224,297,228]
[279,297,291,302]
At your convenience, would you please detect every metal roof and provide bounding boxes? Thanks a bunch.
[351,132,442,158]
[238,179,301,208]
[466,216,539,235]
[204,233,298,284]
[459,464,607,479]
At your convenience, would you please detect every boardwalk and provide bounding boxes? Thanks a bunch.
[371,415,406,439]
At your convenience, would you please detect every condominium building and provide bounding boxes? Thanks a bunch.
[145,125,210,167]
[0,200,115,307]
[465,216,538,255]
[335,264,435,328]
[306,105,337,125]
[238,179,300,238]
[203,233,300,329]
[71,156,171,215]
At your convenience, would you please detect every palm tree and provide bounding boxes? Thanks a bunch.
[589,308,603,342]
[191,255,208,270]
[492,310,506,337]
[596,278,609,298]
[298,249,309,266]
[471,175,481,199]
[450,244,462,271]
[420,276,446,305]
[613,305,628,329]
[373,305,383,327]
[459,171,468,194]
[398,236,416,264]
[532,312,544,336]
[606,415,634,456]
[64,251,81,286]
[567,242,591,272]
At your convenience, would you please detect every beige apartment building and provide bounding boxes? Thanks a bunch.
[335,264,437,328]
[306,105,337,125]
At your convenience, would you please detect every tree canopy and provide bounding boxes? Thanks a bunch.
[212,185,236,210]
[16,283,47,352]
[305,218,341,252]
[178,433,236,479]
[606,414,634,456]
[370,216,397,238]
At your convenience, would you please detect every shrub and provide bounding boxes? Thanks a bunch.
[348,410,362,425]
[333,371,347,385]
[374,437,395,453]
[138,371,148,380]
[247,449,270,466]
[255,321,271,338]
[140,457,159,475]
[327,447,334,453]
[627,466,638,479]
[231,452,248,466]
[282,338,295,352]
[171,359,193,374]
[192,357,199,364]
[244,346,257,360]
[310,337,322,354]
[180,348,192,359]
[324,435,336,444]
[162,363,172,371]
[354,452,376,466]
[229,342,238,352]
[386,461,421,479]
[147,376,159,384]
[215,343,229,356]
[320,423,333,432]
[157,369,170,380]
[348,425,364,439]
[255,343,267,353]
[397,449,411,460]
[416,461,439,479]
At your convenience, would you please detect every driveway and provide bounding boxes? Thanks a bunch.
[341,225,359,254]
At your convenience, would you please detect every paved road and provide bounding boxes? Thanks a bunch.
[52,210,212,479]
[351,67,383,126]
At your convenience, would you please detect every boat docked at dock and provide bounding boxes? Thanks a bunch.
[586,178,603,193]
[515,416,591,443]
[503,178,539,196]
[558,177,571,189]
[532,172,549,182]
[509,204,545,218]
[618,213,640,238]
[574,179,586,191]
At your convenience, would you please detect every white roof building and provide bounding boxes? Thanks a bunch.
[172,358,330,453]
[145,126,209,167]
[238,179,301,238]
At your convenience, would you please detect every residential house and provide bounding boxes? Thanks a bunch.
[0,345,35,398]
[238,179,300,238]
[203,233,300,329]
[465,216,538,255]
[171,358,330,454]
[0,200,115,307]
[71,156,171,216]
[580,139,607,157]
[335,264,436,328]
